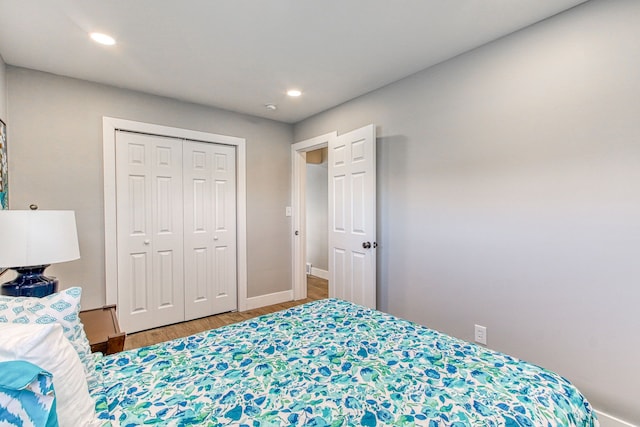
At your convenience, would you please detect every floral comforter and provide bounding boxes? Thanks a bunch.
[92,299,598,426]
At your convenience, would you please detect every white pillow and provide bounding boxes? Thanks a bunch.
[0,323,100,427]
[0,287,97,386]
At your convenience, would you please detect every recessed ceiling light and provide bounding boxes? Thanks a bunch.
[90,32,116,46]
[287,89,302,97]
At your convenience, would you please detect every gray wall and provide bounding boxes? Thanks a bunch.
[294,0,639,423]
[7,67,293,308]
[306,155,328,272]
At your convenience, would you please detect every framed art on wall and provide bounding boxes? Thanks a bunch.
[0,119,6,276]
[0,118,7,210]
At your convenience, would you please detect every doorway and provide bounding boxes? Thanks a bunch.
[291,125,377,308]
[291,132,335,301]
[305,147,329,281]
[305,147,329,300]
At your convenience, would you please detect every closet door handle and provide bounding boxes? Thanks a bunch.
[144,239,150,245]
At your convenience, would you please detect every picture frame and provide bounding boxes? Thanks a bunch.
[0,118,7,276]
[0,118,6,210]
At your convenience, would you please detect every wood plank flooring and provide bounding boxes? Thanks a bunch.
[124,276,328,350]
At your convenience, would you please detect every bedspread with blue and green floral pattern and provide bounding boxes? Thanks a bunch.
[91,299,598,426]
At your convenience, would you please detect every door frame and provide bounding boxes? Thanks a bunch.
[102,117,249,312]
[291,132,337,301]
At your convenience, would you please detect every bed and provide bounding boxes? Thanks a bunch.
[91,298,598,426]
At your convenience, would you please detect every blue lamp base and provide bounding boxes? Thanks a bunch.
[0,265,58,297]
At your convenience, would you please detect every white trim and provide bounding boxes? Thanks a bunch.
[291,132,337,301]
[102,117,248,313]
[595,410,637,427]
[291,149,306,301]
[236,141,248,312]
[292,132,336,152]
[103,119,118,306]
[244,289,293,310]
[309,267,329,280]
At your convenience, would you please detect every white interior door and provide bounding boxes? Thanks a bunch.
[115,131,185,332]
[183,141,237,320]
[328,124,377,308]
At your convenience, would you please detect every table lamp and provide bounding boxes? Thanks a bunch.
[0,210,80,297]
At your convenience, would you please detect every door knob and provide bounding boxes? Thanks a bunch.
[213,236,219,241]
[362,241,371,249]
[144,240,150,245]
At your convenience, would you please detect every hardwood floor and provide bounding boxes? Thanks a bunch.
[124,275,328,350]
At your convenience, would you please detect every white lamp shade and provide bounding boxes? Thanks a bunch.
[0,210,80,268]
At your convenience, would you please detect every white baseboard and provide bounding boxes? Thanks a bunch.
[595,410,637,427]
[244,289,293,311]
[309,267,328,280]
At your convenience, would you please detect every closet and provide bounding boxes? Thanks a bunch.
[115,130,237,333]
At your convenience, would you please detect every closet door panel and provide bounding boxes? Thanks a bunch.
[183,142,214,319]
[184,141,237,320]
[116,131,184,333]
[211,144,237,314]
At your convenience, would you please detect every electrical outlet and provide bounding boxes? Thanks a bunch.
[285,206,292,217]
[474,324,487,345]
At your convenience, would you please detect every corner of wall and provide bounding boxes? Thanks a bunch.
[0,54,7,122]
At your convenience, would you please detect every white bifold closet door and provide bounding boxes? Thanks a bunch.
[183,141,237,320]
[115,131,236,333]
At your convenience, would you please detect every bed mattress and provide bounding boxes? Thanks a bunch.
[92,298,597,426]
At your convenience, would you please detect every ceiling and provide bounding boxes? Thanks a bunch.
[0,0,589,124]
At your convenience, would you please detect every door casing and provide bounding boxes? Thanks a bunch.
[291,132,336,301]
[103,117,249,313]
